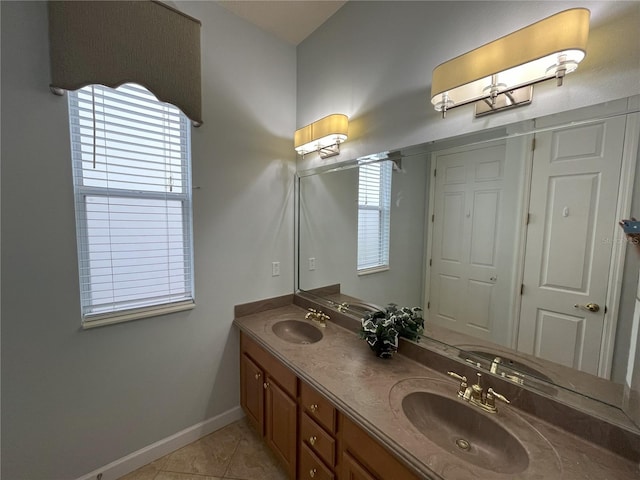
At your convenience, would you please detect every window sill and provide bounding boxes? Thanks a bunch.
[81,300,195,329]
[357,265,390,276]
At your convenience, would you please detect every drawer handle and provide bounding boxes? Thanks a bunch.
[263,382,270,389]
[309,468,317,478]
[309,404,319,413]
[254,372,261,380]
[309,435,317,446]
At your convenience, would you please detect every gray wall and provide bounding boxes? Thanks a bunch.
[1,2,296,479]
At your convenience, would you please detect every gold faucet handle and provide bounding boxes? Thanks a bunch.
[447,371,467,382]
[487,387,510,405]
[447,371,468,397]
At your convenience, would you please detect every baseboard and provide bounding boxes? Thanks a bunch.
[76,405,245,480]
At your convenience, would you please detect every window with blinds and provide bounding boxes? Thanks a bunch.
[68,83,194,327]
[357,161,392,272]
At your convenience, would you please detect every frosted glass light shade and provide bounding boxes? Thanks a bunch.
[294,114,349,155]
[430,8,590,112]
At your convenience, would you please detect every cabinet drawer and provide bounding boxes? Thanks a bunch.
[341,415,420,480]
[300,412,336,467]
[300,381,336,433]
[300,443,334,480]
[342,451,377,480]
[241,332,297,397]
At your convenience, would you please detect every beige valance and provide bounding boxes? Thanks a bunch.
[48,0,202,125]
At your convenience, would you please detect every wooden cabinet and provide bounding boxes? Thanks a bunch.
[240,333,297,479]
[239,330,421,480]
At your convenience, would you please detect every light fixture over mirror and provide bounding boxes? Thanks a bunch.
[294,114,349,158]
[430,8,590,118]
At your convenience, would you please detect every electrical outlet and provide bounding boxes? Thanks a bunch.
[308,257,316,271]
[272,261,280,277]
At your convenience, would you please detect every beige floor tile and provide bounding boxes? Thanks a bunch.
[161,421,245,477]
[224,427,288,480]
[155,472,223,480]
[118,418,288,480]
[117,457,166,480]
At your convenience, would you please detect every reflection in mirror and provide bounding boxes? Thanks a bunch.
[297,97,640,430]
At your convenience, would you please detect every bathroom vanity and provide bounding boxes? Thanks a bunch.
[234,296,640,480]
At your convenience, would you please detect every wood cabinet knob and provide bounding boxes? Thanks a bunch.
[309,404,318,412]
[309,468,317,478]
[309,435,317,445]
[254,372,261,380]
[263,382,269,389]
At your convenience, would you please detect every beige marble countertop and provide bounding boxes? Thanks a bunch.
[234,304,640,480]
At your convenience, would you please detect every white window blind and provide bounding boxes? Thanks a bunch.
[357,161,392,272]
[68,83,194,326]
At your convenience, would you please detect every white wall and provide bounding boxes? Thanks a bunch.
[296,1,640,171]
[0,2,296,479]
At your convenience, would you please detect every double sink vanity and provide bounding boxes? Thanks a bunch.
[234,294,640,480]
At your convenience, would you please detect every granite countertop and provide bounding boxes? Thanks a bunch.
[234,304,640,480]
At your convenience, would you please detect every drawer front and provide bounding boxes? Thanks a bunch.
[341,415,420,480]
[300,382,336,433]
[300,443,334,480]
[300,412,336,467]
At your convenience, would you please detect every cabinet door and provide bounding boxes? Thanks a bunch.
[342,451,376,480]
[240,353,264,435]
[265,378,297,479]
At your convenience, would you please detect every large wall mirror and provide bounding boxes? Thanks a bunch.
[297,97,640,430]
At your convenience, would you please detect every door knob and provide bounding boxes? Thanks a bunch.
[574,302,600,312]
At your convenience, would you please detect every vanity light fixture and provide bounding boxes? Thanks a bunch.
[430,8,590,118]
[294,114,348,158]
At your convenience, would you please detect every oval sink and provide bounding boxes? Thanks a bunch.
[402,391,528,474]
[389,377,561,479]
[272,320,323,344]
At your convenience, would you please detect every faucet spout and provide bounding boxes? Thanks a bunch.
[305,308,329,328]
[448,370,509,414]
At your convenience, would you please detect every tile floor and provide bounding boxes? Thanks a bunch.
[118,418,288,480]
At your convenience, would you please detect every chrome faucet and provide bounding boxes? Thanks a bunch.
[448,371,510,413]
[305,308,329,328]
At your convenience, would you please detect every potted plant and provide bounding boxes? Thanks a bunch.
[360,304,424,358]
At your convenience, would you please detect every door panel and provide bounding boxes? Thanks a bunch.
[429,140,515,345]
[517,117,626,375]
[240,354,264,436]
[265,378,297,478]
[441,192,465,262]
[540,174,600,292]
[470,190,500,266]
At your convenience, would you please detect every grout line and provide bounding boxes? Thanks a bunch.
[221,424,244,479]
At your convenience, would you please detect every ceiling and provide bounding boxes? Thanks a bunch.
[216,1,347,45]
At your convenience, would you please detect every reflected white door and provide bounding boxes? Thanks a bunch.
[429,140,517,345]
[517,117,626,375]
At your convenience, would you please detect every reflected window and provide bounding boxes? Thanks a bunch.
[68,84,194,325]
[357,161,392,272]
